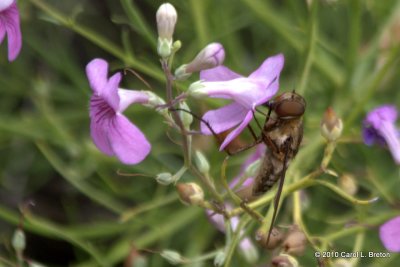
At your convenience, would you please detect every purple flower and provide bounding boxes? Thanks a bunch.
[0,0,22,61]
[363,105,400,165]
[87,58,151,165]
[189,54,284,150]
[379,216,400,252]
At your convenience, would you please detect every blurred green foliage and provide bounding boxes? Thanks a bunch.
[0,0,400,266]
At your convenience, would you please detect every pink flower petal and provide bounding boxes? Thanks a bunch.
[201,78,266,109]
[1,3,22,61]
[220,111,253,151]
[118,89,149,113]
[0,21,5,43]
[201,102,249,135]
[86,59,109,95]
[0,0,14,12]
[103,72,121,111]
[200,65,242,81]
[248,54,284,85]
[380,216,400,252]
[90,118,114,156]
[108,114,151,165]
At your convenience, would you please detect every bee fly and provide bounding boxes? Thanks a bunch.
[237,91,306,245]
[173,91,306,245]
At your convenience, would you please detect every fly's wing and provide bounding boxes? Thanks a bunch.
[264,137,292,246]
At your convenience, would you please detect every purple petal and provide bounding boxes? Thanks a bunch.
[380,216,400,252]
[201,78,267,109]
[200,65,242,81]
[90,117,114,156]
[379,121,400,164]
[86,59,109,95]
[364,105,398,129]
[0,19,5,43]
[0,0,14,12]
[118,89,149,113]
[201,103,249,135]
[103,72,121,111]
[206,210,225,232]
[1,3,22,61]
[255,75,279,106]
[220,111,253,151]
[248,54,284,85]
[108,114,151,165]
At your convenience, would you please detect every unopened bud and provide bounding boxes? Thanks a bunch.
[194,150,210,174]
[156,172,175,185]
[179,102,193,129]
[240,238,259,263]
[187,81,207,98]
[160,250,185,265]
[176,182,204,206]
[156,3,177,58]
[12,229,26,252]
[214,250,226,267]
[172,40,182,52]
[186,43,225,73]
[271,254,299,267]
[338,173,358,196]
[256,227,283,249]
[175,43,225,79]
[156,3,177,41]
[321,107,343,141]
[282,225,307,256]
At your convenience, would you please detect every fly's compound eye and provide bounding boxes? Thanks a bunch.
[275,100,305,118]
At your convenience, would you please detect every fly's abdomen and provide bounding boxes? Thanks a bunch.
[252,154,284,196]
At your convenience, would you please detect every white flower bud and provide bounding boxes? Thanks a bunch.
[338,173,358,196]
[156,3,177,58]
[12,229,25,252]
[160,250,185,265]
[194,150,210,174]
[179,102,193,129]
[187,81,207,98]
[155,172,175,185]
[156,3,177,41]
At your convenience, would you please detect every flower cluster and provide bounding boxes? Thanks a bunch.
[0,0,22,61]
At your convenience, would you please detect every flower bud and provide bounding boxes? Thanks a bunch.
[240,238,259,263]
[282,225,307,256]
[12,229,26,252]
[160,250,185,265]
[179,102,193,129]
[155,172,175,185]
[194,150,210,174]
[176,182,204,206]
[338,173,358,196]
[156,3,177,58]
[255,227,283,249]
[156,3,177,40]
[321,107,343,141]
[214,250,226,267]
[187,81,207,98]
[271,254,299,267]
[175,43,225,80]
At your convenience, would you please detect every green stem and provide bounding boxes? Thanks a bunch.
[297,0,318,95]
